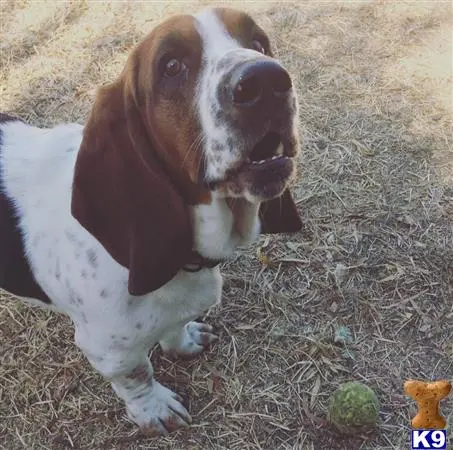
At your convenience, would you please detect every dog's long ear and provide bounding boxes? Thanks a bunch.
[259,188,302,234]
[71,79,193,296]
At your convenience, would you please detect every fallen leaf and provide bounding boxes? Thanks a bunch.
[257,247,271,266]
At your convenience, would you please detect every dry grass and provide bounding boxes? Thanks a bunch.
[1,1,452,449]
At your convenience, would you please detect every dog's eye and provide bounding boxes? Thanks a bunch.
[164,58,183,77]
[251,40,266,55]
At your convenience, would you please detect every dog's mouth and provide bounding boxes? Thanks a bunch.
[228,131,293,178]
[228,131,291,175]
[216,130,297,200]
[249,130,284,163]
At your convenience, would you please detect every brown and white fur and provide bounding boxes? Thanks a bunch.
[0,8,302,434]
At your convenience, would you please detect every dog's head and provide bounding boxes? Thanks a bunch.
[72,8,302,295]
[126,7,299,201]
[194,8,299,202]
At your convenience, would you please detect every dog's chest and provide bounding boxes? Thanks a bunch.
[191,197,260,260]
[191,198,239,259]
[138,267,223,329]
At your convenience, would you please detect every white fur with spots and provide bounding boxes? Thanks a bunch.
[0,7,295,435]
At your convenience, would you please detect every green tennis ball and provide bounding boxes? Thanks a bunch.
[328,381,380,435]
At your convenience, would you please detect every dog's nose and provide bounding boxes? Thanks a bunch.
[231,60,292,107]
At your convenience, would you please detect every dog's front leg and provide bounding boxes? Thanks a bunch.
[74,326,191,435]
[111,360,191,434]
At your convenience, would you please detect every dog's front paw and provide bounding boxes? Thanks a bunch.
[127,382,191,435]
[163,321,218,359]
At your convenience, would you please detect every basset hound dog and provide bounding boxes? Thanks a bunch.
[0,8,302,434]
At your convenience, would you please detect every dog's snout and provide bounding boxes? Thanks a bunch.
[231,60,292,107]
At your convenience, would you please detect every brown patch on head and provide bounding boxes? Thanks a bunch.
[214,8,272,56]
[123,15,210,203]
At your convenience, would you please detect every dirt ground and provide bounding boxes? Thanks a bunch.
[0,1,452,449]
